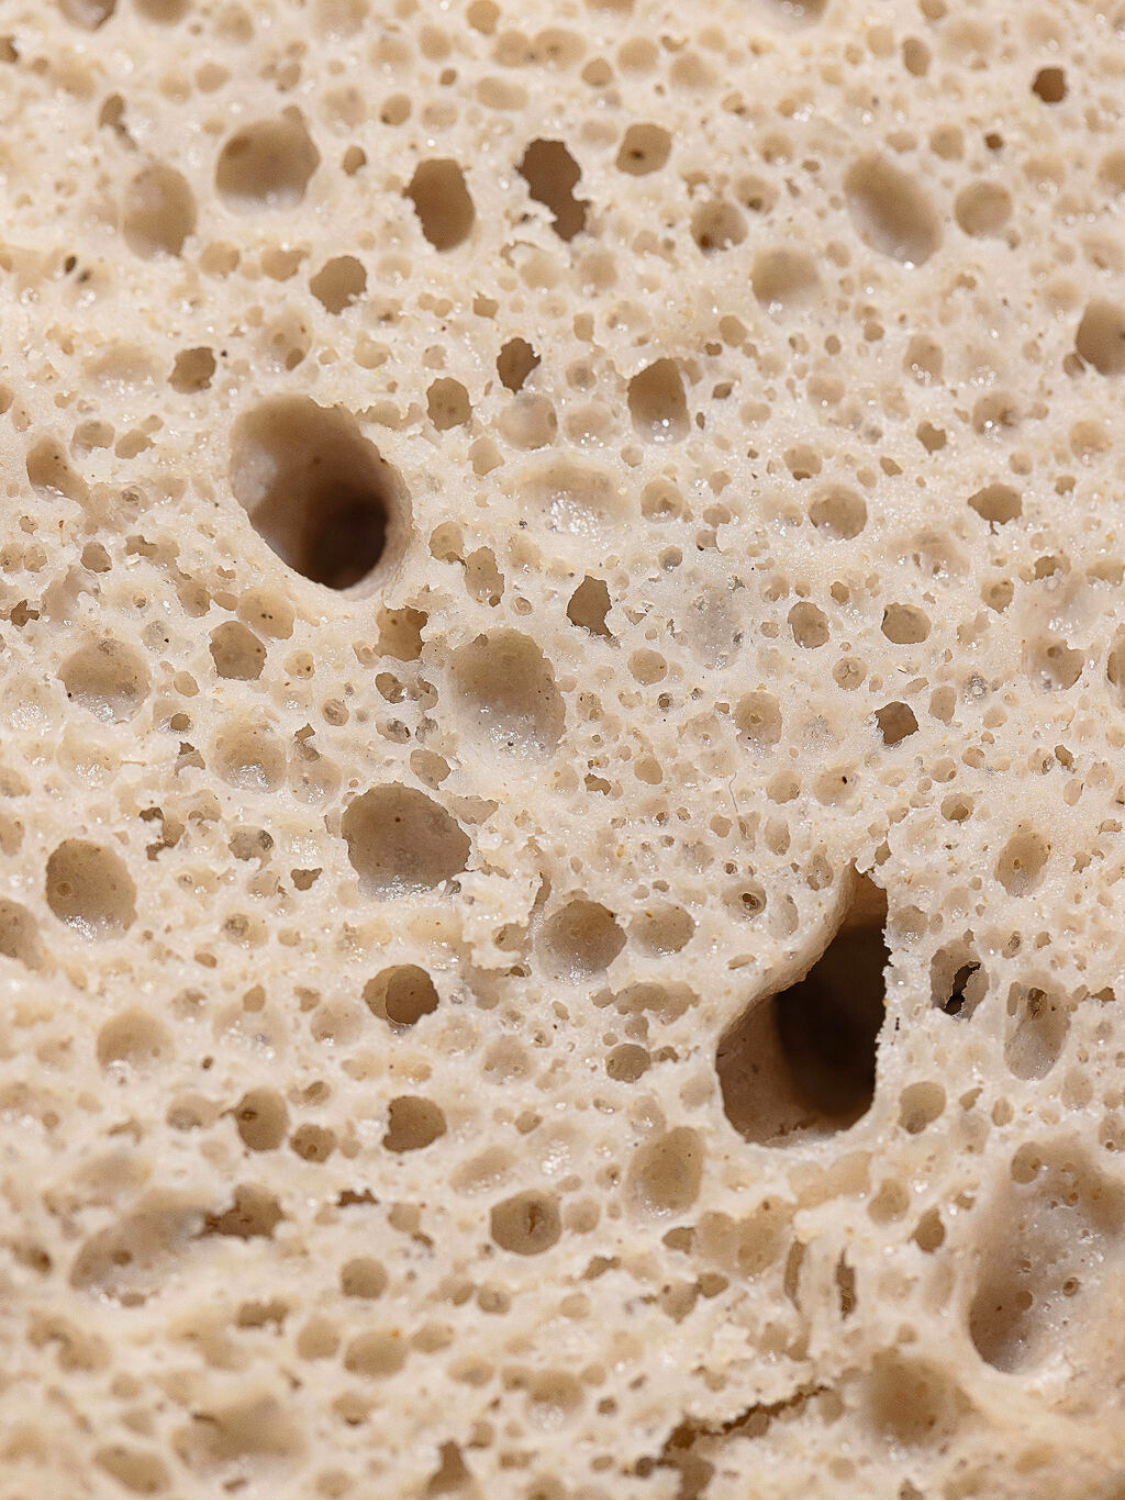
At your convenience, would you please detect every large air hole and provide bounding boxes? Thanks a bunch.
[994,825,1049,897]
[567,576,611,636]
[405,160,475,250]
[96,1008,173,1073]
[122,163,197,258]
[229,396,412,593]
[342,784,470,896]
[46,839,136,939]
[954,181,1012,237]
[216,110,320,212]
[214,721,285,790]
[717,876,887,1146]
[61,638,150,722]
[210,622,266,681]
[518,139,588,241]
[364,964,439,1026]
[967,483,1021,527]
[751,248,819,311]
[626,1128,703,1219]
[844,155,941,266]
[627,359,689,443]
[449,630,565,757]
[1076,299,1125,376]
[808,485,867,539]
[691,199,747,253]
[309,254,367,314]
[27,439,88,505]
[544,898,626,979]
[234,1089,289,1151]
[490,1191,561,1255]
[383,1096,447,1152]
[615,123,671,176]
[497,338,539,393]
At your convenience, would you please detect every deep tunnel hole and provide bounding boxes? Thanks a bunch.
[717,876,889,1145]
[229,396,410,593]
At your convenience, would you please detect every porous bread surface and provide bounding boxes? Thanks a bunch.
[3,0,1125,1496]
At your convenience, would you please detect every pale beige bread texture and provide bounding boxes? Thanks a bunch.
[0,0,1124,1496]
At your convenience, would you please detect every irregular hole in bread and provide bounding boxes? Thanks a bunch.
[718,876,888,1145]
[229,396,412,593]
